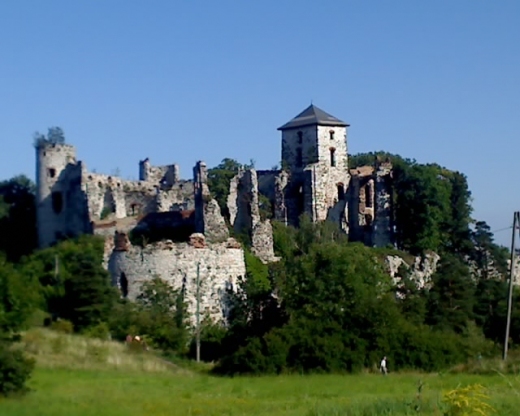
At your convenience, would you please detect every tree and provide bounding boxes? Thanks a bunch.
[0,256,36,395]
[0,176,37,262]
[136,277,189,352]
[33,126,66,148]
[445,172,473,255]
[19,235,115,330]
[426,254,475,333]
[61,250,117,331]
[393,163,452,254]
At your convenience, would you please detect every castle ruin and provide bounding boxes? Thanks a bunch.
[35,104,394,323]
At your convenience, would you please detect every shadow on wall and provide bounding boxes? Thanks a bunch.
[43,163,92,245]
[128,211,196,246]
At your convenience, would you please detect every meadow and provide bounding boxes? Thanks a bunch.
[1,329,520,416]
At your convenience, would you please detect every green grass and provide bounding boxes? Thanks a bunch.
[2,329,520,415]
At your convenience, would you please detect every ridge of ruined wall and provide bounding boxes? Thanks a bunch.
[228,168,277,263]
[107,232,246,325]
[83,171,195,222]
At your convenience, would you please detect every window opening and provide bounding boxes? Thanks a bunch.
[330,148,336,167]
[297,131,303,144]
[365,183,373,208]
[329,130,335,140]
[120,272,128,298]
[337,183,345,200]
[296,148,303,168]
[48,168,56,178]
[52,192,63,214]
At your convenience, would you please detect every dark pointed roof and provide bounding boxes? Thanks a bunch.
[277,104,349,131]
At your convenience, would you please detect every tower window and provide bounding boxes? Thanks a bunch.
[51,192,63,214]
[48,168,56,178]
[337,183,345,200]
[329,130,335,140]
[296,148,303,167]
[297,131,303,144]
[330,148,336,167]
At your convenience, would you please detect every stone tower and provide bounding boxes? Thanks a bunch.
[36,142,76,247]
[36,142,88,247]
[277,104,350,230]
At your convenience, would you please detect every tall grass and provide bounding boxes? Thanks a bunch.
[1,329,520,415]
[19,328,187,374]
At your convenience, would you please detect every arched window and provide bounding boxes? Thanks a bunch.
[330,148,336,167]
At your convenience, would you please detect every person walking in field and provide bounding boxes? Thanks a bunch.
[380,356,388,375]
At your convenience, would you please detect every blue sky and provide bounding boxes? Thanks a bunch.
[1,1,519,246]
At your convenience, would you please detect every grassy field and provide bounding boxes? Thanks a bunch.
[1,329,520,415]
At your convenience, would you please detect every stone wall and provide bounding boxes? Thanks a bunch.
[107,237,246,324]
[372,162,393,247]
[139,158,180,186]
[228,169,276,263]
[348,163,392,248]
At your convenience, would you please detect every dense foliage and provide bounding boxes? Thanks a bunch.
[212,219,501,374]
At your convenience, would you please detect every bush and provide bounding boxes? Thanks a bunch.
[0,342,35,396]
[51,319,74,334]
[83,322,111,340]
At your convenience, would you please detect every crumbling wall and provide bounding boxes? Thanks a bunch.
[139,158,180,186]
[83,173,129,219]
[348,166,374,244]
[274,170,289,224]
[156,181,195,212]
[228,169,276,263]
[107,234,246,324]
[372,161,393,247]
[194,161,229,243]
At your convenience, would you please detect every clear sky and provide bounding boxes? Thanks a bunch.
[1,1,519,246]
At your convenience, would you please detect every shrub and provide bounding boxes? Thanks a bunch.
[83,322,111,340]
[51,319,74,334]
[0,342,35,396]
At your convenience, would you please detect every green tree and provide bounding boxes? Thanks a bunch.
[136,277,189,352]
[426,254,475,333]
[0,176,37,262]
[61,250,117,331]
[19,235,115,330]
[0,256,36,395]
[446,172,473,255]
[393,163,452,254]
